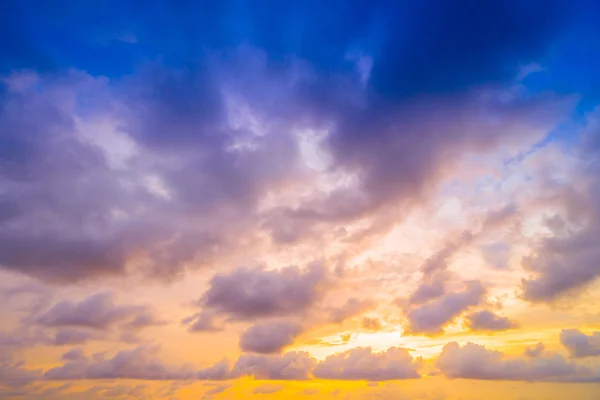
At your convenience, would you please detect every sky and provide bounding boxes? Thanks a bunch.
[1,1,600,399]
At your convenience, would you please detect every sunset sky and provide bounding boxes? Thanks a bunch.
[2,1,600,399]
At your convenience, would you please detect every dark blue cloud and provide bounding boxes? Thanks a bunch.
[0,0,596,283]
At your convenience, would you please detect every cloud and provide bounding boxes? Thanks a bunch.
[231,351,316,380]
[0,6,577,287]
[196,360,232,381]
[521,109,600,302]
[197,263,327,321]
[239,320,303,354]
[524,343,545,358]
[329,298,375,324]
[204,383,232,396]
[405,281,486,335]
[33,292,163,331]
[361,317,382,331]
[0,291,168,347]
[52,328,104,345]
[521,230,600,302]
[560,329,600,358]
[182,310,224,333]
[0,65,302,283]
[465,310,518,332]
[0,351,43,388]
[437,342,600,382]
[408,273,447,306]
[313,347,422,381]
[61,347,86,362]
[45,345,197,380]
[252,383,284,394]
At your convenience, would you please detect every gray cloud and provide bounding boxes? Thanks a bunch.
[230,351,316,380]
[61,347,87,362]
[407,272,448,306]
[437,342,600,382]
[560,329,600,358]
[0,64,302,283]
[0,350,43,389]
[328,298,375,324]
[405,281,486,335]
[182,310,224,333]
[9,348,317,387]
[407,205,519,308]
[521,231,600,302]
[521,110,600,302]
[196,263,327,321]
[0,292,165,350]
[52,328,105,346]
[239,320,303,354]
[313,347,421,381]
[0,41,575,286]
[33,292,163,331]
[524,343,545,358]
[465,310,518,332]
[45,345,197,380]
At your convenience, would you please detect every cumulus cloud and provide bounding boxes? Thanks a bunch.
[0,7,576,286]
[437,342,600,382]
[61,347,86,362]
[195,263,327,321]
[33,292,163,331]
[313,347,421,381]
[560,329,600,358]
[408,273,447,306]
[0,351,43,388]
[329,298,374,324]
[465,310,518,332]
[0,63,302,283]
[239,320,303,354]
[231,351,316,380]
[0,291,168,347]
[521,230,600,302]
[524,343,545,358]
[182,310,224,333]
[521,109,600,302]
[44,345,198,380]
[405,281,486,335]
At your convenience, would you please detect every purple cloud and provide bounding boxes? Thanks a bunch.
[231,351,316,380]
[560,329,600,358]
[405,281,486,335]
[239,320,303,354]
[313,347,421,381]
[45,345,197,380]
[465,310,518,332]
[197,263,327,321]
[328,298,375,324]
[524,343,546,358]
[437,342,599,382]
[181,310,224,333]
